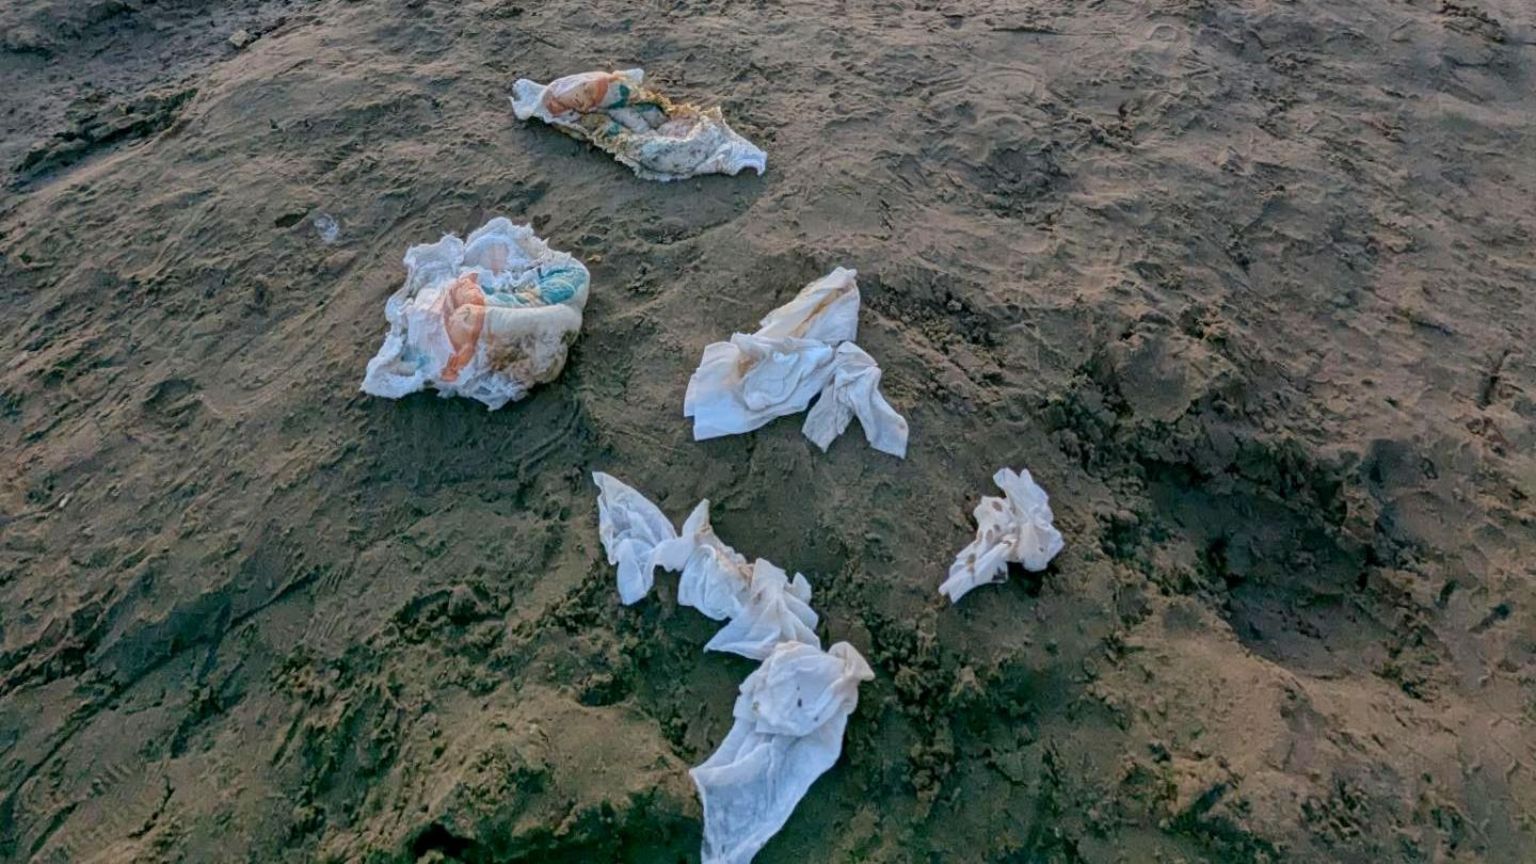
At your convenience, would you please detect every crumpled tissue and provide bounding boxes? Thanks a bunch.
[511,69,766,182]
[939,467,1065,603]
[361,217,589,409]
[684,267,908,457]
[691,641,875,864]
[592,474,820,659]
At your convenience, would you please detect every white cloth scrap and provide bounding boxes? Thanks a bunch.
[939,467,1065,604]
[802,343,909,458]
[691,641,875,864]
[591,475,821,660]
[593,472,693,604]
[704,559,820,660]
[511,69,766,182]
[684,268,908,457]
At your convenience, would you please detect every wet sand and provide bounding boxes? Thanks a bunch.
[2,0,1534,861]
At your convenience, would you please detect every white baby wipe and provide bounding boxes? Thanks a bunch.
[684,268,908,457]
[691,641,875,864]
[592,472,694,604]
[704,559,820,661]
[591,474,821,660]
[361,218,589,409]
[802,343,909,458]
[939,467,1066,603]
[674,500,757,620]
[752,268,861,343]
[687,335,836,439]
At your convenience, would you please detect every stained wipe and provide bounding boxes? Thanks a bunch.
[511,69,765,182]
[704,559,819,661]
[684,268,908,456]
[361,218,589,409]
[674,500,756,620]
[939,467,1065,603]
[691,641,874,864]
[592,478,875,863]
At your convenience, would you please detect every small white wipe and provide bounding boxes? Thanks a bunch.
[593,472,693,604]
[802,343,909,458]
[939,467,1065,603]
[704,559,820,661]
[591,475,821,661]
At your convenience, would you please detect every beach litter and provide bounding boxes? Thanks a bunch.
[593,475,876,862]
[592,470,693,604]
[684,267,909,457]
[802,342,909,457]
[361,217,589,409]
[511,69,766,181]
[939,467,1065,603]
[312,212,340,245]
[703,558,819,660]
[593,473,820,659]
[691,640,875,864]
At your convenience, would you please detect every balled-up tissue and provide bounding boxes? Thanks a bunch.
[591,474,821,659]
[691,641,875,864]
[939,467,1066,604]
[361,218,589,409]
[511,69,766,182]
[684,268,908,457]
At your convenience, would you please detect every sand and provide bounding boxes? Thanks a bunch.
[2,0,1534,861]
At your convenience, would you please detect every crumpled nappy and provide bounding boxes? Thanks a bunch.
[361,217,589,409]
[511,69,766,182]
[684,267,908,457]
[691,641,875,864]
[939,467,1066,603]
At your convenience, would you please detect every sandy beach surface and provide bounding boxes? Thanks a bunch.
[2,0,1535,861]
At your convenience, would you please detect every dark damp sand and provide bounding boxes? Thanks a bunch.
[2,0,1534,861]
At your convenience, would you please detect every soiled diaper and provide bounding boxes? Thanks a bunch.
[512,69,766,182]
[361,218,589,409]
